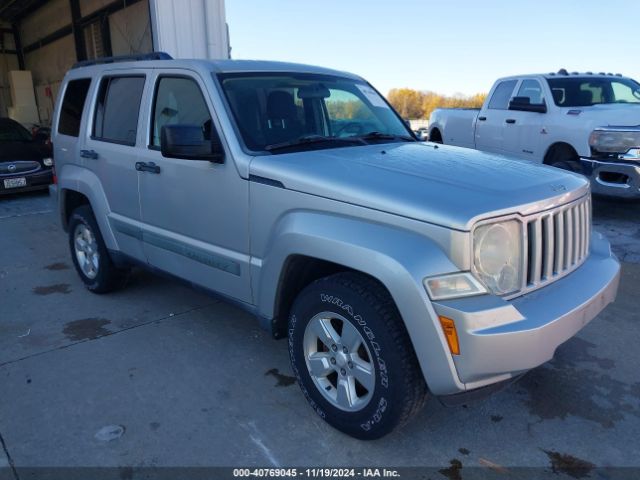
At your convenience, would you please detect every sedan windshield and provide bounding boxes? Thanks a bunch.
[217,72,414,153]
[0,120,33,142]
[547,77,640,107]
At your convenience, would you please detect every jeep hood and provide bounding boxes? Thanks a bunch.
[249,142,589,231]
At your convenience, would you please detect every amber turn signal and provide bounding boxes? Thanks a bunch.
[439,316,460,355]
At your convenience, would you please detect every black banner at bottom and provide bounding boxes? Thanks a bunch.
[2,467,640,480]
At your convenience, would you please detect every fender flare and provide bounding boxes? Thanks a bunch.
[57,164,118,250]
[256,211,466,394]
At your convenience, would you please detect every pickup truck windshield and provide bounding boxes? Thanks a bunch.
[547,77,640,107]
[218,72,413,153]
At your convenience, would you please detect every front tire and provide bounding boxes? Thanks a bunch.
[68,205,129,293]
[546,145,581,173]
[288,272,428,439]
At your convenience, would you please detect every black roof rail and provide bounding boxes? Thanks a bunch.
[72,52,173,69]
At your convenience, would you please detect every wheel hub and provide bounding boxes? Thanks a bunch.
[303,312,375,412]
[335,351,349,368]
[74,223,100,280]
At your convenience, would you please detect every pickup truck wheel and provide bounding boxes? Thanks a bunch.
[545,145,581,173]
[68,205,129,293]
[288,272,428,439]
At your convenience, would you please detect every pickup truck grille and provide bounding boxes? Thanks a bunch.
[522,195,591,294]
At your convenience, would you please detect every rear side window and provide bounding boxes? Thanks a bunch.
[58,79,91,137]
[93,76,145,145]
[488,80,517,110]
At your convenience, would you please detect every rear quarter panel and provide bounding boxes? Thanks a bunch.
[429,108,479,148]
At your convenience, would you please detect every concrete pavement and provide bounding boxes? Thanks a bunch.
[1,191,639,476]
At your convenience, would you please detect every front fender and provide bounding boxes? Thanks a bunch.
[256,211,466,395]
[58,164,118,250]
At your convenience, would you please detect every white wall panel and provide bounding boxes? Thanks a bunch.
[149,0,229,59]
[0,54,19,117]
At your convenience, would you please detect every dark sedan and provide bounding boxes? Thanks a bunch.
[0,117,53,195]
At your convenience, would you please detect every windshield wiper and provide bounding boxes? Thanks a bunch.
[264,135,366,152]
[357,131,416,143]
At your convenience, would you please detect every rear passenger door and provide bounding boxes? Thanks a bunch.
[136,70,251,303]
[81,71,148,262]
[475,79,517,154]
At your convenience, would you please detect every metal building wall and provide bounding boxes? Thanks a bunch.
[1,0,228,124]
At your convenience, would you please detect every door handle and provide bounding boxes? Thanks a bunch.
[80,149,99,159]
[505,119,516,124]
[135,161,161,174]
[478,116,487,121]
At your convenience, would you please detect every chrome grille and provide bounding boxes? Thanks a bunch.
[0,161,41,176]
[522,195,591,293]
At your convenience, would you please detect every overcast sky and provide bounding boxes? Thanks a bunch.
[226,0,639,96]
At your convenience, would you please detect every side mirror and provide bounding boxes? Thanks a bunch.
[509,96,547,113]
[160,124,225,163]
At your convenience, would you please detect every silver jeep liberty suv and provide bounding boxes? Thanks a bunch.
[52,53,620,439]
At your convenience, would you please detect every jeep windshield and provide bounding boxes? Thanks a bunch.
[218,72,415,154]
[547,77,640,107]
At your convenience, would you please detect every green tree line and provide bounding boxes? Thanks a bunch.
[387,88,487,119]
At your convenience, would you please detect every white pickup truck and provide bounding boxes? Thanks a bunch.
[428,70,640,198]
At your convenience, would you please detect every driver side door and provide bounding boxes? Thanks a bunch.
[137,70,251,303]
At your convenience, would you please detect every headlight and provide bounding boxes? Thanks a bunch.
[472,220,522,296]
[589,128,640,154]
[423,272,487,301]
[43,157,53,166]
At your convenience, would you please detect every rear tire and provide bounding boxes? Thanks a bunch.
[288,272,428,440]
[429,128,443,144]
[68,205,129,293]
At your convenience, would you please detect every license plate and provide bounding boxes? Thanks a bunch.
[3,177,27,189]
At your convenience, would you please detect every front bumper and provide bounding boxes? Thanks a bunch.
[433,230,620,389]
[580,157,640,198]
[0,169,53,195]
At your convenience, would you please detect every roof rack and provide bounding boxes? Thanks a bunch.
[72,52,173,69]
[557,68,569,76]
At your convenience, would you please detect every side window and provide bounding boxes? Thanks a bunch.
[93,76,145,145]
[58,79,91,137]
[488,80,517,110]
[516,79,545,105]
[150,76,212,147]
